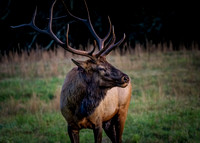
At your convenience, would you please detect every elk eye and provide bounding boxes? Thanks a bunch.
[98,67,106,72]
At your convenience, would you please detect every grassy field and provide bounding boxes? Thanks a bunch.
[0,46,200,143]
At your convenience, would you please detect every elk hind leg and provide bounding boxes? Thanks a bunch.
[93,125,103,143]
[68,126,80,143]
[103,115,118,143]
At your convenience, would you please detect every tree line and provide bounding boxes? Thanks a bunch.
[0,0,200,55]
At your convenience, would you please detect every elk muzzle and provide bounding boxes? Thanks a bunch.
[122,74,129,83]
[118,74,129,88]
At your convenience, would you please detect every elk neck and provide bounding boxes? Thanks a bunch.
[77,70,109,119]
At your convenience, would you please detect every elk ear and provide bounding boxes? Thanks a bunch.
[71,59,87,70]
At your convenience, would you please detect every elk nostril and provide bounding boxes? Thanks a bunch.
[122,75,129,83]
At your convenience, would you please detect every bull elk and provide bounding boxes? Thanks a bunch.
[11,0,132,142]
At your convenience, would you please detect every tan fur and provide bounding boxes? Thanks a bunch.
[87,81,132,125]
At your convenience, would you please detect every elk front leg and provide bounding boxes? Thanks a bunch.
[68,126,80,143]
[93,125,103,143]
[115,108,129,143]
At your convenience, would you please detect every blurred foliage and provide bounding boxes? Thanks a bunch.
[0,0,200,54]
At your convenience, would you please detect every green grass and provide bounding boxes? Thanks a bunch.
[0,112,68,143]
[0,50,200,142]
[125,97,200,143]
[0,77,63,102]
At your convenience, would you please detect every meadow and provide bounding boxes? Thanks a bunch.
[0,43,200,143]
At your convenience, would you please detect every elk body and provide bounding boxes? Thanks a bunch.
[11,0,132,142]
[61,57,131,143]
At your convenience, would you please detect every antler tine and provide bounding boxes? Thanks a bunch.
[47,0,65,45]
[83,0,112,50]
[11,0,65,45]
[95,25,116,57]
[65,24,95,59]
[101,33,126,56]
[102,16,112,47]
[11,0,96,59]
[104,24,116,48]
[11,0,64,45]
[61,0,112,51]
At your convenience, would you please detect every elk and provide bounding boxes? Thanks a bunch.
[11,0,132,142]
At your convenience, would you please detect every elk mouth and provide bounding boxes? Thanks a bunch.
[100,74,129,88]
[106,74,129,88]
[115,75,129,88]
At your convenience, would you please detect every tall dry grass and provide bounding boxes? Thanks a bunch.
[0,41,199,115]
[1,46,73,79]
[0,41,199,79]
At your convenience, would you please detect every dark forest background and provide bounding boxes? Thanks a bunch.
[0,0,200,54]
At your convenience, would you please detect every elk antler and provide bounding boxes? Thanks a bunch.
[11,0,125,59]
[60,0,126,57]
[11,0,96,60]
[61,0,112,51]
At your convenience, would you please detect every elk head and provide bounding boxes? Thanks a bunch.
[11,0,129,89]
[72,56,129,89]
